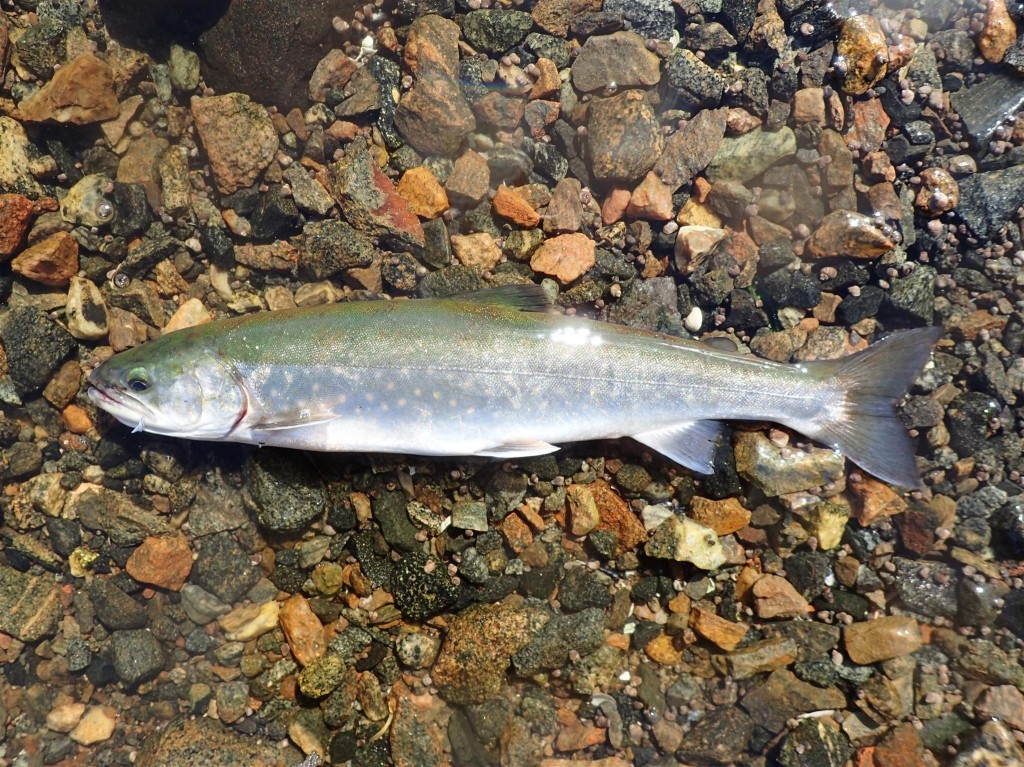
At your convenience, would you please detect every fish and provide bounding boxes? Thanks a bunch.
[86,285,944,487]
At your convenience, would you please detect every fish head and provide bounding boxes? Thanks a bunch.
[88,341,247,440]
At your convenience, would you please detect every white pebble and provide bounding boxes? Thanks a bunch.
[684,306,703,333]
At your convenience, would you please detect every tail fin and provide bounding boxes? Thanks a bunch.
[800,327,944,488]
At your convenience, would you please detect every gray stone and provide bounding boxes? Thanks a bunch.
[777,717,853,767]
[706,127,797,184]
[190,533,262,604]
[112,628,166,685]
[676,706,754,765]
[0,306,76,393]
[512,607,604,676]
[243,448,325,533]
[951,72,1024,150]
[89,578,149,631]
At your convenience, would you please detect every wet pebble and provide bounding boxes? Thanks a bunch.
[777,717,852,767]
[190,93,277,195]
[243,449,326,533]
[844,615,923,665]
[571,31,661,93]
[587,90,663,184]
[111,628,166,685]
[433,602,546,704]
[805,210,893,259]
[706,126,796,185]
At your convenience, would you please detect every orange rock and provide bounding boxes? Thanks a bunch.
[530,232,596,284]
[979,0,1017,63]
[62,404,93,434]
[530,57,561,100]
[625,172,674,221]
[492,185,541,227]
[500,511,533,553]
[11,231,78,287]
[126,534,193,591]
[0,194,35,259]
[690,606,748,651]
[645,633,685,665]
[279,594,326,666]
[751,574,810,619]
[688,496,751,536]
[555,719,607,751]
[836,15,888,95]
[396,167,449,219]
[590,479,647,553]
[914,167,958,215]
[19,54,119,125]
[735,565,762,602]
[850,476,908,526]
[600,186,631,225]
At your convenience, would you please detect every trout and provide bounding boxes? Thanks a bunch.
[87,286,943,487]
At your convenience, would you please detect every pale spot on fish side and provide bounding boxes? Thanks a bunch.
[549,326,604,347]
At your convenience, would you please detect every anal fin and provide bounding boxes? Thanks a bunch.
[633,420,727,474]
[475,440,560,458]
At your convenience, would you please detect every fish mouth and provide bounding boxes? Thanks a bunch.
[87,383,153,432]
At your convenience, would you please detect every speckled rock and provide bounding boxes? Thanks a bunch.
[777,718,852,767]
[393,551,460,621]
[324,141,425,250]
[511,607,605,676]
[190,533,263,603]
[112,628,166,685]
[433,602,548,704]
[0,565,62,641]
[136,715,295,767]
[587,90,664,184]
[243,449,326,533]
[0,306,76,393]
[0,118,43,197]
[191,93,278,195]
[462,10,533,54]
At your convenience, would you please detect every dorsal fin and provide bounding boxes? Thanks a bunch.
[448,285,554,312]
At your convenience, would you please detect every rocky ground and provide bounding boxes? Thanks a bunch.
[1,0,1024,765]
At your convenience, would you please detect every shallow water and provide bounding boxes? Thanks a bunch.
[1,1,1024,766]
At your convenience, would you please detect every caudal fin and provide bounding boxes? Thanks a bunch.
[800,327,944,488]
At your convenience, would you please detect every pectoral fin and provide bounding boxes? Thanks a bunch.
[475,440,560,458]
[633,420,727,474]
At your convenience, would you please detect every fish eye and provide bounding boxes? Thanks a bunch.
[126,367,151,392]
